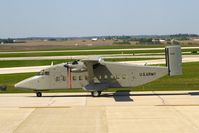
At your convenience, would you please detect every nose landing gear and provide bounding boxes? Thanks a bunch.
[36,92,42,97]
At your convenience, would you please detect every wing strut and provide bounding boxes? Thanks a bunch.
[84,62,95,84]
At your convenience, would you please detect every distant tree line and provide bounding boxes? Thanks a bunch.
[169,34,198,40]
[0,39,14,44]
[105,36,131,40]
[113,40,131,45]
[1,34,197,45]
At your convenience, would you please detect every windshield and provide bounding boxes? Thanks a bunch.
[38,70,50,76]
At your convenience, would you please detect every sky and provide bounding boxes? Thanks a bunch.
[0,0,199,38]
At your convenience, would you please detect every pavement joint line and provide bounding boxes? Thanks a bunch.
[152,91,166,105]
[47,97,55,106]
[85,96,88,106]
[104,107,109,133]
[172,106,199,131]
[12,107,36,133]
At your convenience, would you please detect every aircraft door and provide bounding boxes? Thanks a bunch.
[52,67,67,89]
[129,71,136,86]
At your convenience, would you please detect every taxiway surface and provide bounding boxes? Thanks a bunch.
[0,91,199,133]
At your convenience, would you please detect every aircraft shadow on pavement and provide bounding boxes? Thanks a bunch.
[188,92,199,96]
[113,90,134,102]
[103,90,134,102]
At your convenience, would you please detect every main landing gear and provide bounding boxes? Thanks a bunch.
[91,91,101,97]
[36,92,42,97]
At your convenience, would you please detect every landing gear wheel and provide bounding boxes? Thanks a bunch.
[36,92,42,97]
[91,91,101,97]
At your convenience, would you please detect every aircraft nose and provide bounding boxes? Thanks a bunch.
[15,81,27,88]
[15,80,32,89]
[15,76,39,89]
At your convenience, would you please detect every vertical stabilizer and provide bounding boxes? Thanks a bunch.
[165,45,182,76]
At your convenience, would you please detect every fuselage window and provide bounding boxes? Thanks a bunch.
[62,76,66,81]
[104,75,108,79]
[110,75,115,79]
[79,76,82,80]
[56,77,60,81]
[98,75,102,80]
[73,76,76,80]
[85,75,88,80]
[122,74,126,79]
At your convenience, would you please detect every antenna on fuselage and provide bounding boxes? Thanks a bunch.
[51,61,54,66]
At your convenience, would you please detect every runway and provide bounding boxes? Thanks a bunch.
[1,91,199,133]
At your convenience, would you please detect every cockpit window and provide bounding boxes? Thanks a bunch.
[38,70,44,75]
[38,70,50,75]
[44,71,50,75]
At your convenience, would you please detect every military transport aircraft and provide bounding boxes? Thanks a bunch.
[15,45,182,97]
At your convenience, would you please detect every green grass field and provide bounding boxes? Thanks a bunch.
[105,58,162,62]
[0,58,162,68]
[0,60,72,68]
[1,43,198,52]
[0,73,36,93]
[0,44,166,52]
[0,48,198,58]
[0,50,164,57]
[0,62,198,93]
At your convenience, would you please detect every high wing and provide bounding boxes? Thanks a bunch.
[81,56,104,84]
[81,56,109,92]
[81,56,103,62]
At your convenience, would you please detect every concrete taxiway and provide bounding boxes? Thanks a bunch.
[1,91,199,133]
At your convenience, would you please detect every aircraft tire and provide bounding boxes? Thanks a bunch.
[91,91,101,97]
[36,92,42,97]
